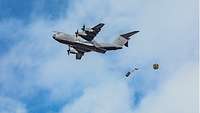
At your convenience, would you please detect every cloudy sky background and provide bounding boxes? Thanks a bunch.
[0,0,198,113]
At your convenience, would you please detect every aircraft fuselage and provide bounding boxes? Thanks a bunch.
[53,32,106,53]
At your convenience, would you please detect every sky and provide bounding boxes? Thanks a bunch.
[0,0,199,113]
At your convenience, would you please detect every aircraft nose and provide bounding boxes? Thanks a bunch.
[52,34,56,39]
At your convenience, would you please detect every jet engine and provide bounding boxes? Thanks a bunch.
[84,28,94,32]
[81,25,94,32]
[67,47,78,55]
[75,30,87,37]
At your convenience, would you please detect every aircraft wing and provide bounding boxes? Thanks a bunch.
[76,52,84,60]
[81,23,105,41]
[91,23,105,33]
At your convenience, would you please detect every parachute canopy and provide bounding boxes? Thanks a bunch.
[153,64,159,70]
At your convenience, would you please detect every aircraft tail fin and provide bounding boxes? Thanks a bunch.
[113,31,139,47]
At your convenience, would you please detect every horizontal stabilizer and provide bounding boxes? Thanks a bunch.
[120,31,139,40]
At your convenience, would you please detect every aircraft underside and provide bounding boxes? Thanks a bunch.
[52,23,139,60]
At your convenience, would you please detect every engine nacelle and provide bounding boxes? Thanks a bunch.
[78,31,87,36]
[69,47,78,54]
[85,28,94,32]
[81,25,94,32]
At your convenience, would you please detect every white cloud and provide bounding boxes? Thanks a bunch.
[0,0,198,113]
[60,80,134,113]
[59,62,198,113]
[134,62,199,113]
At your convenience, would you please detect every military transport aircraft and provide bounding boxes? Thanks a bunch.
[53,23,139,60]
